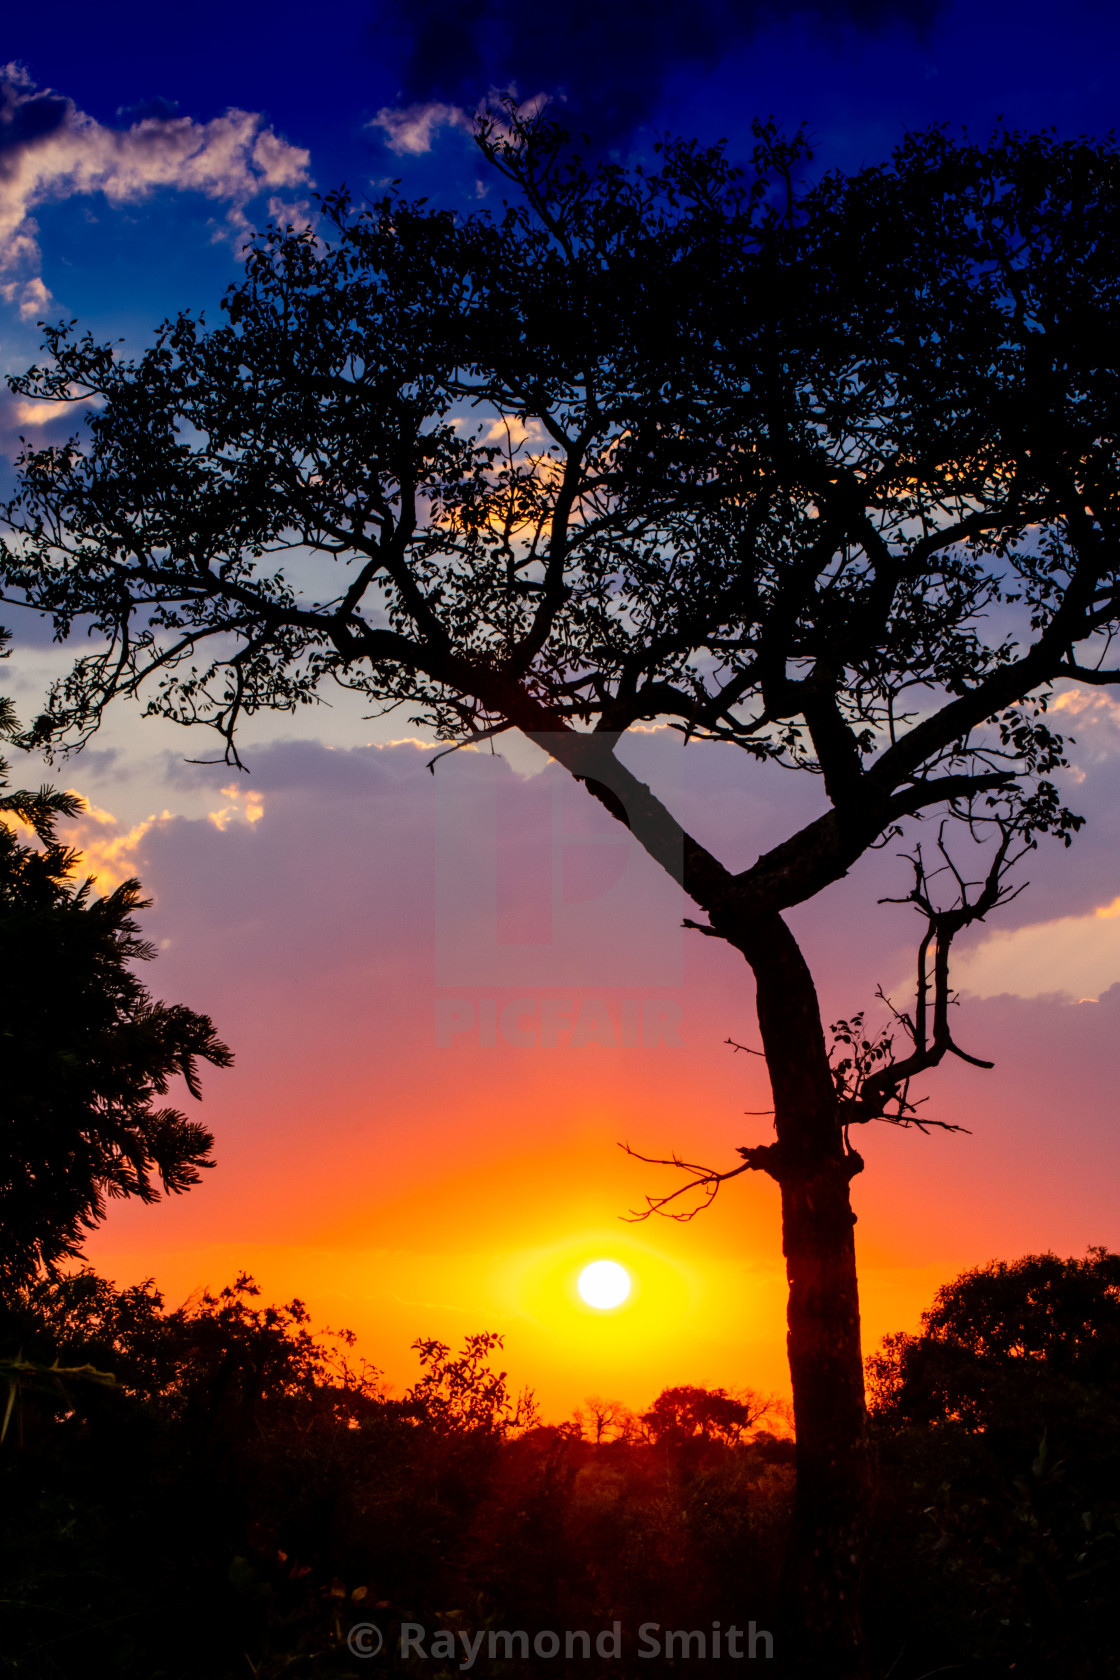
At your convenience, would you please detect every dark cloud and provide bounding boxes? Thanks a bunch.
[378,0,943,142]
[0,70,70,153]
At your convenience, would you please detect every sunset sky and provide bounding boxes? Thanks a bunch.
[2,0,1119,1420]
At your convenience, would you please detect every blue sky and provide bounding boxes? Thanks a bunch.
[3,0,1119,371]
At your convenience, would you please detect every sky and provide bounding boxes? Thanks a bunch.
[1,0,1119,1419]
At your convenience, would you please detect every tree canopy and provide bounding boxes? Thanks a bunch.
[868,1247,1120,1432]
[641,1383,775,1447]
[1,117,1114,1119]
[0,656,232,1283]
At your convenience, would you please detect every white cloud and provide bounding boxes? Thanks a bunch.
[47,795,176,892]
[1051,685,1120,763]
[0,63,313,316]
[484,415,545,446]
[952,895,1120,1002]
[1051,686,1120,727]
[368,91,551,158]
[207,783,264,831]
[3,272,48,321]
[369,101,473,157]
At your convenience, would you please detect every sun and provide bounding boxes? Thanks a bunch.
[577,1259,632,1310]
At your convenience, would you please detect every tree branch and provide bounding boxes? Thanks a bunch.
[618,1141,776,1221]
[837,819,1030,1128]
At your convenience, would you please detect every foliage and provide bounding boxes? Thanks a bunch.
[0,631,83,842]
[641,1383,776,1446]
[0,1268,792,1678]
[407,1331,538,1436]
[2,1254,1119,1676]
[865,1251,1120,1679]
[0,1351,114,1445]
[576,1393,640,1444]
[6,120,1117,834]
[0,683,232,1284]
[868,1246,1120,1431]
[0,1268,381,1442]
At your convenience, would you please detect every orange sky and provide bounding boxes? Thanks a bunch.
[3,677,1111,1422]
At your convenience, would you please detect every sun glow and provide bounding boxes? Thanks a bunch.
[577,1259,631,1310]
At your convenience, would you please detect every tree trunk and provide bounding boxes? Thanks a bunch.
[567,748,875,1667]
[733,912,872,1677]
[778,1164,871,1675]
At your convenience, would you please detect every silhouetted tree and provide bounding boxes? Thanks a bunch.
[580,1393,637,1443]
[0,660,232,1283]
[868,1246,1120,1432]
[643,1384,774,1447]
[4,108,1120,1670]
[0,630,84,846]
[407,1331,537,1436]
[866,1251,1120,1677]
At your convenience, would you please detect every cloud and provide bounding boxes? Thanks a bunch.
[371,100,473,156]
[11,394,101,426]
[63,797,177,891]
[0,63,312,318]
[373,0,944,146]
[952,895,1120,1002]
[48,779,271,884]
[1052,685,1120,756]
[0,788,176,892]
[483,414,544,445]
[206,783,265,831]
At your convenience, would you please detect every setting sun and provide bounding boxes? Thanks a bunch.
[577,1259,632,1309]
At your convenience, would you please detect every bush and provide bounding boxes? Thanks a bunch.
[865,1249,1120,1679]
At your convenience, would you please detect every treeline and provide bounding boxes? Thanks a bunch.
[0,1269,793,1677]
[1,1250,1118,1678]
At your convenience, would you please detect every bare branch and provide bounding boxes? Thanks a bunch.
[618,1141,776,1220]
[837,818,1031,1129]
[725,1037,766,1057]
[425,720,515,773]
